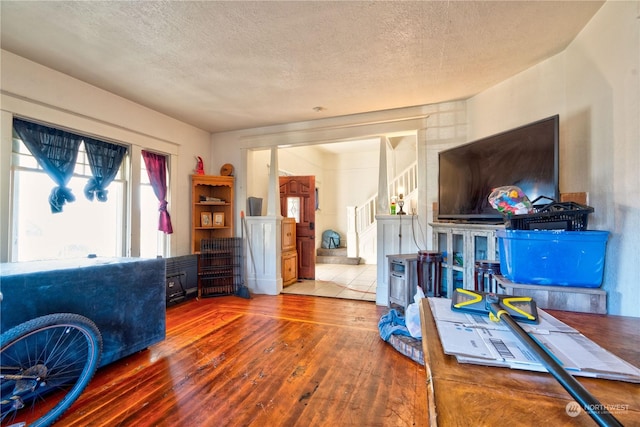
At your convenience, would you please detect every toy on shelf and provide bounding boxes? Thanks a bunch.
[195,156,205,175]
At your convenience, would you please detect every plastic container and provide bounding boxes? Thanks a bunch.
[497,229,609,287]
[507,199,594,231]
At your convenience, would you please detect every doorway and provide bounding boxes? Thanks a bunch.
[279,175,316,279]
[245,135,417,300]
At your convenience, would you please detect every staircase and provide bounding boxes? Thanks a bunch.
[347,161,417,264]
[355,161,417,233]
[317,161,418,266]
[316,247,361,265]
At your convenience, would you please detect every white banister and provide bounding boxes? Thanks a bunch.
[388,162,418,201]
[350,160,417,263]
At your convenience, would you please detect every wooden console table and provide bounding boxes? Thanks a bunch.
[419,299,640,426]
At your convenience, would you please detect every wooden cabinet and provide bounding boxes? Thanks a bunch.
[282,217,296,252]
[282,217,298,286]
[191,175,237,297]
[282,251,298,287]
[430,223,502,297]
[191,175,234,254]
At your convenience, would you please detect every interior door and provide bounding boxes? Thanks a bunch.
[279,176,316,279]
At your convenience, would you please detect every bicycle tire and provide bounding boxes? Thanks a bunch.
[1,313,102,427]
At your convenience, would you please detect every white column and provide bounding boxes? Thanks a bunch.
[377,136,390,215]
[129,145,142,257]
[0,111,13,262]
[346,206,357,258]
[267,147,279,216]
[416,127,430,249]
[245,146,283,295]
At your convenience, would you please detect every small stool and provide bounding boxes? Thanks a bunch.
[474,260,501,293]
[417,251,443,297]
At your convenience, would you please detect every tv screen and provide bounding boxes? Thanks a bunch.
[438,115,559,222]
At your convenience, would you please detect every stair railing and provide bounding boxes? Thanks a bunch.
[355,161,417,233]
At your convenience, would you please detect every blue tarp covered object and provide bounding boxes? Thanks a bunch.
[378,309,412,341]
[321,230,340,248]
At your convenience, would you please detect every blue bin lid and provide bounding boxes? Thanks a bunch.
[497,229,609,242]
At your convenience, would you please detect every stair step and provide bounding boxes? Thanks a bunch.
[317,255,361,265]
[317,247,347,256]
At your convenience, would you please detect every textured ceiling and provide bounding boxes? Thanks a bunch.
[1,1,604,134]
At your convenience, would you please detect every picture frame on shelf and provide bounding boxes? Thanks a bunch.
[201,212,212,228]
[213,212,225,227]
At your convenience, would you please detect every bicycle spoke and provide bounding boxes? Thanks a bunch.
[1,314,101,427]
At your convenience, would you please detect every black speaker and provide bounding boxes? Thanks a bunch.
[165,254,198,306]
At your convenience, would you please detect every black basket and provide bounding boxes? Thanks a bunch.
[506,197,594,231]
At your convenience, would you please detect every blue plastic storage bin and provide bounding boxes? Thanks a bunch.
[497,229,609,287]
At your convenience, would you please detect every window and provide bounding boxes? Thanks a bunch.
[10,119,175,262]
[11,136,127,261]
[286,196,301,223]
[139,154,168,258]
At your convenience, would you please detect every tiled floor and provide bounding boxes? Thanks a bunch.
[282,263,377,302]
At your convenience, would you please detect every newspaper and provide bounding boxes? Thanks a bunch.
[428,297,640,383]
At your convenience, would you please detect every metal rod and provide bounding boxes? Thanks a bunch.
[489,301,623,427]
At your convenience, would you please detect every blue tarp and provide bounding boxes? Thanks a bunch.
[378,309,412,341]
[321,230,340,249]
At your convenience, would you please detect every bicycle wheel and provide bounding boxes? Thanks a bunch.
[1,313,102,427]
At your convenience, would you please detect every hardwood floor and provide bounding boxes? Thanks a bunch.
[58,294,428,426]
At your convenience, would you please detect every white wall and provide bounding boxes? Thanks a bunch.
[467,0,639,317]
[423,101,468,239]
[0,50,211,259]
[245,148,270,215]
[329,149,380,237]
[390,135,418,185]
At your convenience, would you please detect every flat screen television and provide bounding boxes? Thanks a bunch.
[438,115,559,222]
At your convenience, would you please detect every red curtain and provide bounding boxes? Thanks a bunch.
[142,150,173,234]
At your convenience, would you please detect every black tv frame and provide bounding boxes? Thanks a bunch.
[437,115,559,223]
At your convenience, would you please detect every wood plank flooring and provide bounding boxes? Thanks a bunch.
[57,294,428,426]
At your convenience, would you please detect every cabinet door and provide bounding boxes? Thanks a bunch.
[389,273,406,307]
[282,218,296,252]
[282,251,298,286]
[431,224,501,297]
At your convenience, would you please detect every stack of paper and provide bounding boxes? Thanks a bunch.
[428,297,640,383]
